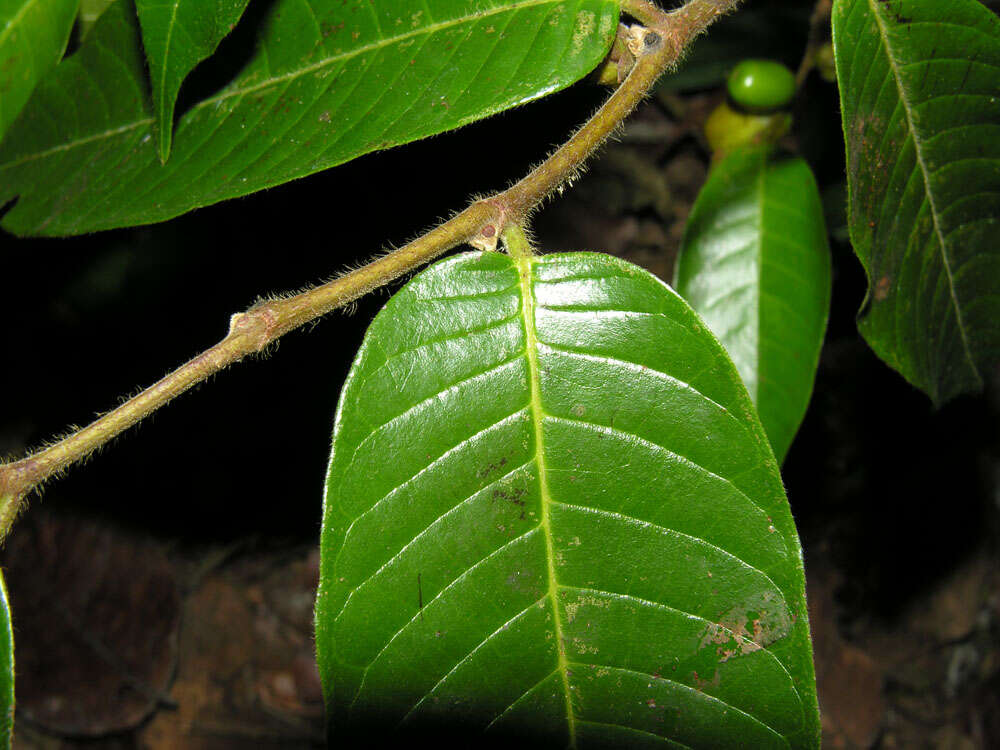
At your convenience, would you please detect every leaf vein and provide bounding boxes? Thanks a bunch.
[484,666,562,731]
[346,528,542,709]
[566,663,791,747]
[337,457,535,600]
[552,502,782,585]
[337,407,530,529]
[576,719,692,748]
[344,352,526,469]
[868,0,981,387]
[400,597,547,723]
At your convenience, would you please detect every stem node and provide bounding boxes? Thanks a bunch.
[229,304,279,351]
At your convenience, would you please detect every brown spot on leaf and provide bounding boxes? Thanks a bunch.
[875,275,891,301]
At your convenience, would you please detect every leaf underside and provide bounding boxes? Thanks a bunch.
[0,570,13,749]
[675,147,831,464]
[134,0,251,163]
[0,0,618,236]
[0,0,78,143]
[833,0,1000,404]
[316,251,819,748]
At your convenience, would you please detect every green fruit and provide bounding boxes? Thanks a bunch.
[727,59,796,113]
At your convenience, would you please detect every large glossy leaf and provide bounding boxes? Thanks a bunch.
[674,147,831,464]
[135,0,251,163]
[0,0,619,236]
[833,0,1000,404]
[315,250,819,747]
[0,0,78,143]
[0,569,12,749]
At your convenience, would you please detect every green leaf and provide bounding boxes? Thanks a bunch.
[674,147,831,464]
[833,0,1000,404]
[0,0,619,236]
[0,569,13,749]
[0,0,79,143]
[135,0,251,163]
[315,250,819,747]
[78,0,115,38]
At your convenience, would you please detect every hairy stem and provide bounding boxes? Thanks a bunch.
[0,0,743,540]
[502,224,536,260]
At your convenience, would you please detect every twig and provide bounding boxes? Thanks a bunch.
[796,0,833,87]
[0,0,744,540]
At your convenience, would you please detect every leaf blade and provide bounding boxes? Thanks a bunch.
[0,0,619,236]
[0,570,12,749]
[77,0,115,38]
[674,147,831,464]
[135,0,251,163]
[833,0,1000,404]
[315,251,820,748]
[0,0,79,143]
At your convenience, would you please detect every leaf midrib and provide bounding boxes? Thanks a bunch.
[751,154,765,404]
[1,0,586,170]
[157,0,182,121]
[867,0,982,390]
[516,253,577,748]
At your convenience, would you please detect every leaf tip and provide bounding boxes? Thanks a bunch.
[157,129,172,165]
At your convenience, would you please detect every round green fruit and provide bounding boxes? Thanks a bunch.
[727,59,796,113]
